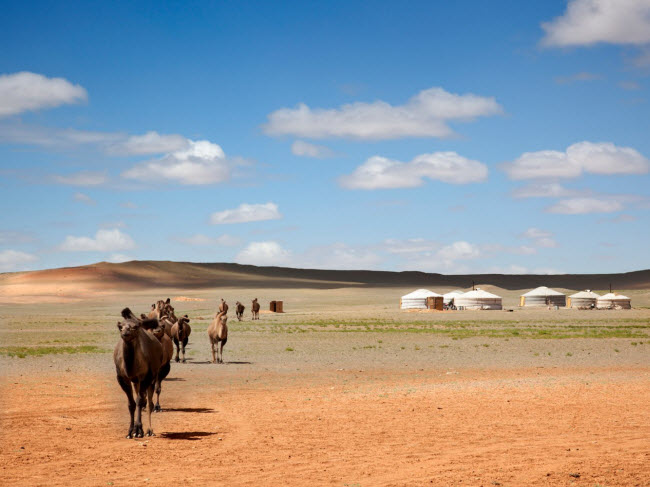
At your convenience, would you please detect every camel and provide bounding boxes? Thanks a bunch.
[170,315,191,363]
[219,298,228,314]
[251,298,260,320]
[235,301,245,321]
[114,308,162,438]
[148,298,175,337]
[149,322,173,412]
[208,309,228,364]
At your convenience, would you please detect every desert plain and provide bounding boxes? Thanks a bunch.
[1,262,649,486]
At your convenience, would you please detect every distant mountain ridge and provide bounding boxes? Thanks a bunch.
[2,260,649,292]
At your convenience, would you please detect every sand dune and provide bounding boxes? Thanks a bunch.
[1,260,648,303]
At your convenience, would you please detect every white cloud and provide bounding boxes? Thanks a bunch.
[53,171,108,186]
[263,87,502,140]
[0,124,120,148]
[0,231,36,244]
[107,253,132,263]
[437,241,481,261]
[383,238,441,254]
[340,152,488,189]
[0,249,39,272]
[235,241,292,266]
[555,72,602,84]
[108,131,190,155]
[122,140,230,185]
[546,197,624,214]
[619,81,641,91]
[485,264,530,275]
[541,0,650,47]
[210,202,282,224]
[59,228,136,252]
[299,243,383,270]
[73,192,95,205]
[291,140,335,158]
[520,228,558,248]
[178,234,242,246]
[503,141,649,180]
[120,201,137,209]
[512,183,583,198]
[0,72,87,118]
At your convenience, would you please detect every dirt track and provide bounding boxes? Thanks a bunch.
[2,365,649,486]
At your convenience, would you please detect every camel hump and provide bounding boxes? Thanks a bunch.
[140,318,159,330]
[121,307,137,320]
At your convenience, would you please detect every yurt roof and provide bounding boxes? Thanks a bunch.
[401,289,442,299]
[597,292,630,300]
[569,290,600,298]
[443,290,464,298]
[459,289,501,299]
[522,286,565,297]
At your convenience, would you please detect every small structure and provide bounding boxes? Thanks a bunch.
[520,286,566,307]
[454,289,502,310]
[400,289,443,310]
[443,290,464,305]
[596,293,631,309]
[269,300,284,313]
[567,290,599,309]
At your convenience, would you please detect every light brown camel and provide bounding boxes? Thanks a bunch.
[149,322,173,412]
[251,298,260,320]
[208,309,228,364]
[235,301,245,321]
[114,308,162,438]
[170,315,191,363]
[219,298,229,314]
[148,298,175,337]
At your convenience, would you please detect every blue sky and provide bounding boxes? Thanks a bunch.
[1,0,649,274]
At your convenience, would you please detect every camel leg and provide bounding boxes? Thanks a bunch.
[181,338,187,363]
[133,380,145,438]
[146,383,155,436]
[219,342,224,364]
[155,362,170,412]
[211,340,216,364]
[117,375,135,439]
[174,338,180,363]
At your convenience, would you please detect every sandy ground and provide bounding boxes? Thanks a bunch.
[1,287,649,486]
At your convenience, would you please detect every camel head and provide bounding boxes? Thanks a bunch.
[220,315,228,325]
[151,323,165,340]
[117,308,140,342]
[161,303,176,322]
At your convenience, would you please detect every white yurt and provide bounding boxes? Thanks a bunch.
[567,290,600,308]
[520,286,566,307]
[454,289,502,310]
[400,289,443,309]
[596,293,631,309]
[443,290,464,305]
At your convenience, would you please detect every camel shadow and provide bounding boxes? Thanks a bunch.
[226,361,253,365]
[164,407,214,413]
[159,431,217,441]
[164,377,186,382]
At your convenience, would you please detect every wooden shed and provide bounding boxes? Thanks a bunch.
[269,300,284,313]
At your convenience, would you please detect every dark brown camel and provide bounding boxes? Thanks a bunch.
[149,322,173,412]
[235,301,245,321]
[114,308,162,438]
[251,298,260,320]
[170,315,191,363]
[208,309,228,364]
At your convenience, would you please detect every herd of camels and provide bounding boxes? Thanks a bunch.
[113,297,261,439]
